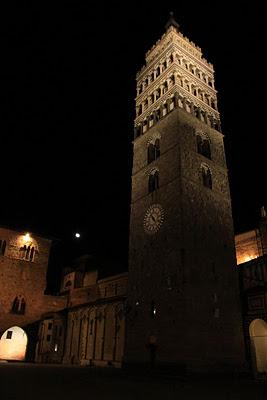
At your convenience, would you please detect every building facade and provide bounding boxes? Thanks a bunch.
[35,258,127,367]
[0,226,66,360]
[124,16,246,371]
[237,209,267,375]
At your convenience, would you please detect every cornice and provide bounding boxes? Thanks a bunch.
[134,84,220,124]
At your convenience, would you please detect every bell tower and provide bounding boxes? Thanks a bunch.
[124,15,245,371]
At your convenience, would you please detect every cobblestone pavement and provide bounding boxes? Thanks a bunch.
[0,363,267,400]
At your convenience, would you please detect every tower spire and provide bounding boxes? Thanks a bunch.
[165,11,180,31]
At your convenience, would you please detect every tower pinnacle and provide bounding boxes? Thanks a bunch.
[165,11,180,31]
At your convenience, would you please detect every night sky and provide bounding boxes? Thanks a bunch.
[1,2,266,285]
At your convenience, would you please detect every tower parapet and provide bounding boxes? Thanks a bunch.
[134,19,220,139]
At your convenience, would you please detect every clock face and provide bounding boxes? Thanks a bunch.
[144,204,164,234]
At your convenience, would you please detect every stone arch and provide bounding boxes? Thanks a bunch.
[147,133,161,147]
[249,319,267,374]
[0,326,28,361]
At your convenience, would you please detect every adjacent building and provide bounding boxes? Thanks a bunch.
[35,255,127,367]
[237,209,267,375]
[0,226,66,360]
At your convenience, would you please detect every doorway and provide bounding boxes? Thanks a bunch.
[249,319,267,374]
[0,326,28,361]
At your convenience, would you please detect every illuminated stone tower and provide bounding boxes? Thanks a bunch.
[124,15,245,371]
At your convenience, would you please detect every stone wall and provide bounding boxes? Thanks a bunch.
[126,106,246,371]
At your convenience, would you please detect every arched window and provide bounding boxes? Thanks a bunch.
[169,96,175,111]
[29,247,35,261]
[25,246,31,260]
[147,139,160,164]
[20,298,26,314]
[19,245,26,259]
[147,143,155,164]
[196,133,211,159]
[134,125,142,139]
[11,296,26,315]
[148,169,159,193]
[155,139,160,159]
[143,119,148,133]
[19,245,36,262]
[201,164,212,189]
[163,81,168,94]
[149,114,154,127]
[0,240,6,256]
[11,297,20,314]
[162,102,168,116]
[144,99,148,110]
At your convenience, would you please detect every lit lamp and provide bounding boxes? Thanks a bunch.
[23,233,31,243]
